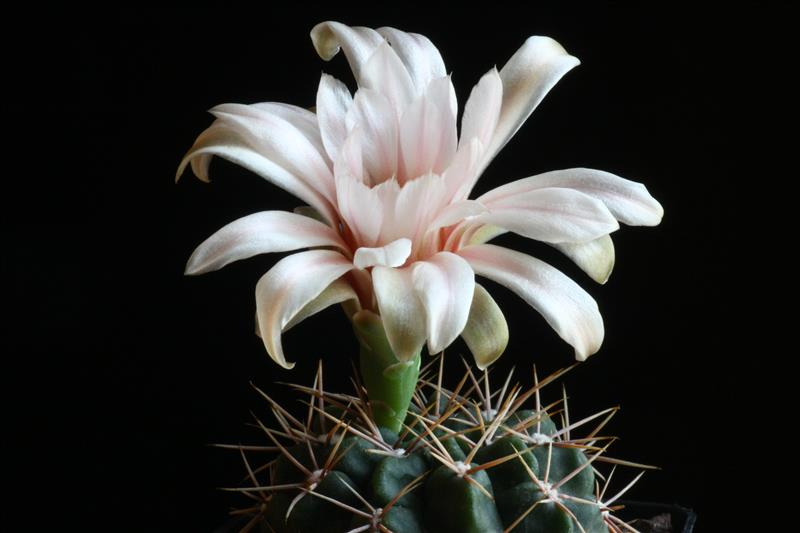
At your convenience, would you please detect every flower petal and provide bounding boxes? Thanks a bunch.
[334,130,383,246]
[377,27,446,94]
[310,22,383,83]
[354,238,412,269]
[458,244,604,360]
[346,89,398,185]
[210,103,335,203]
[283,279,360,332]
[256,250,355,368]
[477,187,619,243]
[388,173,448,245]
[478,168,664,226]
[293,205,327,224]
[459,68,502,150]
[461,283,509,370]
[553,235,616,285]
[411,252,475,354]
[360,41,415,114]
[400,76,458,180]
[443,137,483,202]
[443,223,506,252]
[371,176,402,215]
[429,200,488,231]
[486,36,580,166]
[316,74,353,162]
[250,102,326,161]
[186,211,348,275]
[372,265,427,362]
[176,124,337,224]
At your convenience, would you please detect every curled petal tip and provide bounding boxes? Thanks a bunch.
[256,250,355,370]
[574,322,604,361]
[184,250,203,275]
[265,356,295,370]
[574,344,597,362]
[310,22,341,61]
[175,156,191,183]
[523,35,579,61]
[651,199,665,225]
[524,36,581,71]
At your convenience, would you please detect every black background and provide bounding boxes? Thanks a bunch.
[4,5,776,531]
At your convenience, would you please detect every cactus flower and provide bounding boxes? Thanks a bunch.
[178,21,662,373]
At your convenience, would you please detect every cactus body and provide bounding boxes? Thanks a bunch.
[229,362,645,532]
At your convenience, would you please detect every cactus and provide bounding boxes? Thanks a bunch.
[177,20,664,533]
[220,357,651,533]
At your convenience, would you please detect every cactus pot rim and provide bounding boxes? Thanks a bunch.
[615,500,697,533]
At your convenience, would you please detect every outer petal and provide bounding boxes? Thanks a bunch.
[454,219,616,284]
[478,168,664,226]
[186,211,348,275]
[283,279,360,332]
[210,104,336,203]
[428,200,487,231]
[477,187,619,243]
[411,252,475,354]
[486,36,580,166]
[310,22,383,84]
[451,223,507,250]
[257,279,359,338]
[256,250,355,368]
[458,244,604,360]
[461,284,509,370]
[250,102,326,161]
[400,76,458,180]
[553,235,616,285]
[372,265,427,362]
[293,205,327,224]
[316,74,353,162]
[466,224,507,246]
[377,27,447,94]
[353,238,412,269]
[459,68,503,150]
[176,124,337,224]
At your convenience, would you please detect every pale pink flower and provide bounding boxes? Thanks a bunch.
[177,22,663,370]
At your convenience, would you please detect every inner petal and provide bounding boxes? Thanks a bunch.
[399,76,458,183]
[346,89,399,185]
[353,238,413,269]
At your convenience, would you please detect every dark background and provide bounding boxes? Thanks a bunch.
[4,4,775,531]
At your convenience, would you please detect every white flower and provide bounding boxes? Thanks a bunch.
[177,21,663,370]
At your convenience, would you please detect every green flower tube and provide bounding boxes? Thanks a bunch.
[353,310,420,432]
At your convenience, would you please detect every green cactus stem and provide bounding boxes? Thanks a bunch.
[224,359,655,532]
[353,310,421,433]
